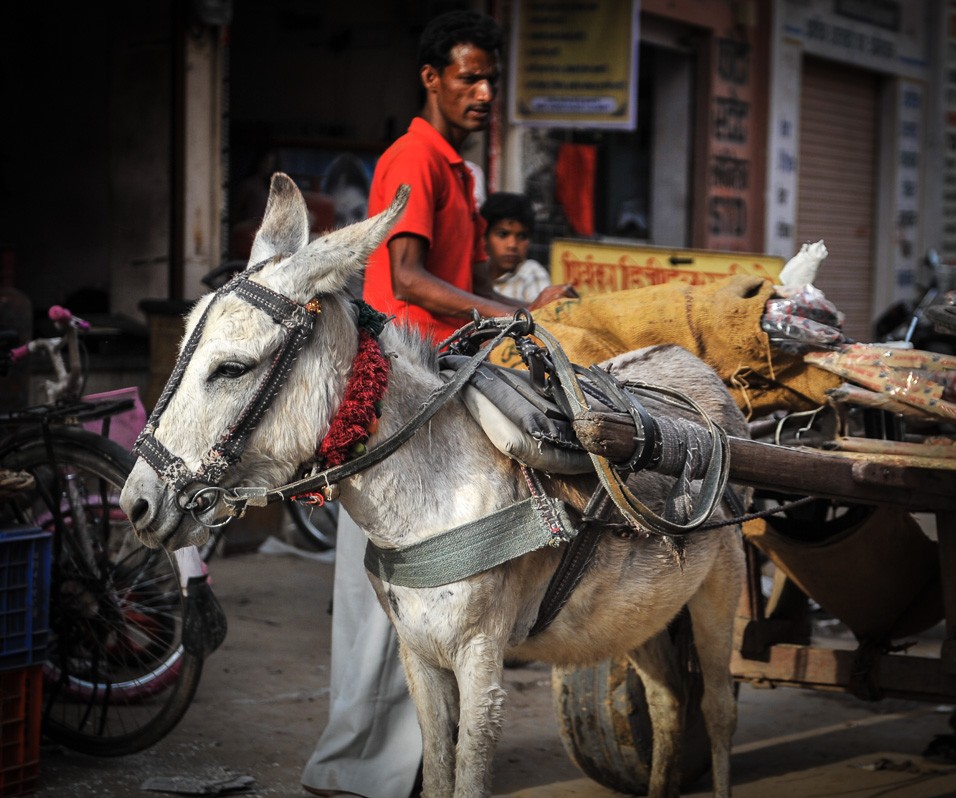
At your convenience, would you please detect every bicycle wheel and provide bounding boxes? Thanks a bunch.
[0,427,203,756]
[286,498,338,551]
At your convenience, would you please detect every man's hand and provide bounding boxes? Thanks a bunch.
[528,283,578,310]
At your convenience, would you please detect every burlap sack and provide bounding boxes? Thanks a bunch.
[743,509,943,641]
[490,275,841,417]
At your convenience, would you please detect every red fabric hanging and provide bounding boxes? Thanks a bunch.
[555,143,597,236]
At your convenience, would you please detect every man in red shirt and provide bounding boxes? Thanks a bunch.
[363,11,570,342]
[305,13,577,798]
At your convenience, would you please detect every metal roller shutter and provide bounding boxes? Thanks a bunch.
[795,57,880,342]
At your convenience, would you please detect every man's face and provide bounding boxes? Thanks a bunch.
[486,218,530,275]
[422,43,499,136]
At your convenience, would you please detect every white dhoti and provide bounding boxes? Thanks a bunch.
[301,510,422,798]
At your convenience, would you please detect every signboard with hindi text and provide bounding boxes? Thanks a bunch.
[509,1,640,129]
[550,239,784,295]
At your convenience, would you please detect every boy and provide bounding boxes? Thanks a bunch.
[479,191,553,303]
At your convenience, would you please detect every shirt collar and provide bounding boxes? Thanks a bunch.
[409,117,463,166]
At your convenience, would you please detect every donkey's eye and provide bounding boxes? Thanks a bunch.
[211,361,252,380]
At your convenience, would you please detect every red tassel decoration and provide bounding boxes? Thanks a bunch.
[318,330,390,467]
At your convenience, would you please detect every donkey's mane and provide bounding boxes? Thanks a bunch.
[382,318,442,373]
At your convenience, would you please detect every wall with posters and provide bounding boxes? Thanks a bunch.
[500,0,771,257]
[508,2,640,129]
[940,1,956,264]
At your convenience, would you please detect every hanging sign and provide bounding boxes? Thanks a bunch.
[508,1,640,129]
[550,239,784,295]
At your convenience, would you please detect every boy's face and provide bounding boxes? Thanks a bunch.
[486,218,531,275]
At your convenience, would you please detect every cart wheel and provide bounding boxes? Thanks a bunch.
[552,617,715,794]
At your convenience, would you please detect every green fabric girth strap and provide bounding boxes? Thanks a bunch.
[363,496,577,588]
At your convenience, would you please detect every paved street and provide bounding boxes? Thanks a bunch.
[33,532,956,798]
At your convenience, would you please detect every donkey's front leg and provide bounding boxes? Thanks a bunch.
[453,637,507,797]
[400,647,459,797]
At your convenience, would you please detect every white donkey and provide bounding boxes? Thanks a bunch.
[121,173,746,798]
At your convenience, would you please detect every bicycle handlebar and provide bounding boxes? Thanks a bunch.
[5,305,89,402]
[8,343,30,363]
[48,304,90,331]
[8,306,87,364]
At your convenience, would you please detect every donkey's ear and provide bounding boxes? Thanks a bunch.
[248,173,310,265]
[282,184,410,297]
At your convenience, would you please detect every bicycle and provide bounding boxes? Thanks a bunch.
[0,305,221,756]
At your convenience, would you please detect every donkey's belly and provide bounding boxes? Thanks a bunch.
[509,532,722,666]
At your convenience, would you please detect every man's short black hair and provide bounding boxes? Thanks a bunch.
[480,192,534,233]
[417,9,502,71]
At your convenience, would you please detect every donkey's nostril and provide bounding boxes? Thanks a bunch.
[128,498,151,528]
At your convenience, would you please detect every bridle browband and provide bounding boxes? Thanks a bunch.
[133,259,322,520]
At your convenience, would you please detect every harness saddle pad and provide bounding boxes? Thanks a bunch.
[438,354,594,474]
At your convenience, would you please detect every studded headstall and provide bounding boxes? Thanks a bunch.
[133,260,322,522]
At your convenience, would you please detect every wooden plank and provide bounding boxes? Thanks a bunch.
[727,437,956,513]
[732,644,956,703]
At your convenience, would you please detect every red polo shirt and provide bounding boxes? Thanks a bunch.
[363,117,486,342]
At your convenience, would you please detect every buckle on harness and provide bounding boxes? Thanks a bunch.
[178,485,235,528]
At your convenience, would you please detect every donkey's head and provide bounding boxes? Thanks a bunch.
[120,173,408,550]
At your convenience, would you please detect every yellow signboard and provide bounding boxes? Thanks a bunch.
[550,239,784,295]
[509,1,639,129]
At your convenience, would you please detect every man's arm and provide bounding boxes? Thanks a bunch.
[473,259,579,310]
[389,234,516,319]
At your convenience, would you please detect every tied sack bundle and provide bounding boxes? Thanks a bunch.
[490,274,840,417]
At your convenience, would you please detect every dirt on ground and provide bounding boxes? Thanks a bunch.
[32,528,956,798]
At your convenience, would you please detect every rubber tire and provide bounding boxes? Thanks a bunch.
[0,427,203,756]
[552,617,715,794]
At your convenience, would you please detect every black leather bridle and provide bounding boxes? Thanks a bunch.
[133,260,321,521]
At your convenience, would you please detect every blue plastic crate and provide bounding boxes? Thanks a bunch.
[0,527,51,673]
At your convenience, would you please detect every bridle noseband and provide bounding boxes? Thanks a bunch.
[133,261,321,525]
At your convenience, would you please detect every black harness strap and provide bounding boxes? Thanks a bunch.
[204,280,318,479]
[528,488,612,637]
[516,464,612,638]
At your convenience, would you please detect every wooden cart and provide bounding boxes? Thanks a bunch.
[728,438,956,702]
[553,433,956,794]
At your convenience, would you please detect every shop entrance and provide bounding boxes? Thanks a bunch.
[795,56,881,342]
[531,40,696,257]
[594,42,696,247]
